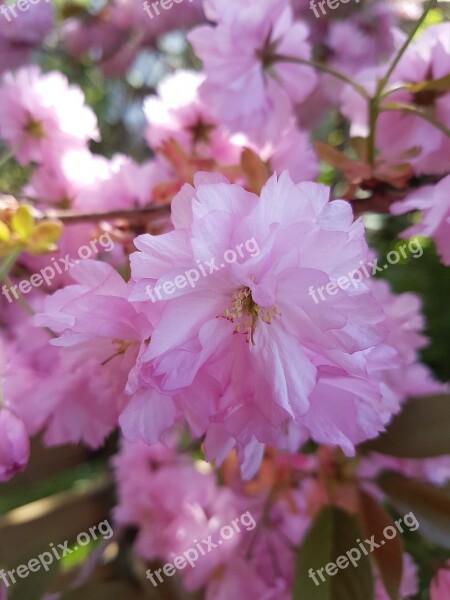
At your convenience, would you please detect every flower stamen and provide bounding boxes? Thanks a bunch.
[221,287,279,345]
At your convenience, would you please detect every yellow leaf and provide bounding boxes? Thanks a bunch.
[27,221,63,254]
[0,221,10,244]
[11,205,35,239]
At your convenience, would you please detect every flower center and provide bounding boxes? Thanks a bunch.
[187,118,215,145]
[221,287,279,345]
[25,118,45,140]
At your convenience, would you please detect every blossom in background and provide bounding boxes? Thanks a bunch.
[25,149,111,207]
[0,0,53,74]
[341,23,450,175]
[113,441,310,599]
[0,66,99,165]
[188,0,317,133]
[144,70,242,167]
[0,407,29,481]
[391,174,450,266]
[430,562,450,600]
[62,0,204,77]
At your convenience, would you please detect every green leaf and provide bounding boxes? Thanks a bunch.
[361,394,450,458]
[358,490,403,600]
[293,506,374,600]
[378,472,450,549]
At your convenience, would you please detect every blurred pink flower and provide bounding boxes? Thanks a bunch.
[144,70,242,166]
[391,175,450,266]
[188,0,317,132]
[0,408,29,481]
[0,66,99,165]
[341,23,450,175]
[431,563,450,600]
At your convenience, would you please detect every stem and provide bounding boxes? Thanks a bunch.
[365,0,436,169]
[0,149,13,170]
[272,54,370,99]
[45,204,171,224]
[4,275,35,316]
[367,97,379,167]
[381,103,450,138]
[0,248,22,280]
[377,0,436,95]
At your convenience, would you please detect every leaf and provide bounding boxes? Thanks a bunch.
[313,142,371,184]
[8,557,59,600]
[10,205,34,239]
[404,73,450,94]
[361,394,450,458]
[314,142,355,170]
[358,490,403,600]
[61,582,147,600]
[378,472,450,549]
[240,148,270,194]
[27,221,63,254]
[293,506,374,600]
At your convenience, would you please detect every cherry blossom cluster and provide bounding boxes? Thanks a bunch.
[0,0,449,598]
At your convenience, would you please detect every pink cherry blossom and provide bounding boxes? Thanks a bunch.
[0,66,99,165]
[188,0,317,132]
[33,261,151,447]
[127,171,392,473]
[144,70,241,166]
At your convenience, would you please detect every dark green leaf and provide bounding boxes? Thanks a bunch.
[361,394,450,458]
[358,490,403,600]
[293,506,374,600]
[378,472,450,549]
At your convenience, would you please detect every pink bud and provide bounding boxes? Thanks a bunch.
[430,563,450,600]
[0,409,29,482]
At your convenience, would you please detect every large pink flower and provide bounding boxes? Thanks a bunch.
[126,171,392,472]
[188,0,317,133]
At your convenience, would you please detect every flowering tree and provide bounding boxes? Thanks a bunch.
[0,0,450,598]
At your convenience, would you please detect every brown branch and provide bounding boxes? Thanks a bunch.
[45,205,171,224]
